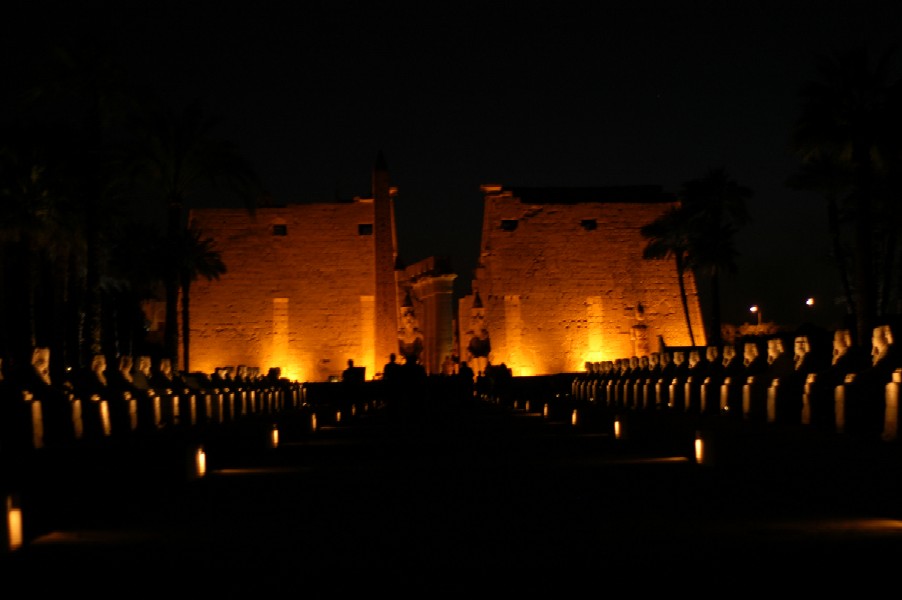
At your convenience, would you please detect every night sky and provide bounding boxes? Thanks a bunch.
[6,1,902,331]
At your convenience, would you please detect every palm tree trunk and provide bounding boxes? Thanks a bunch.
[709,269,722,346]
[827,195,857,321]
[180,275,190,373]
[676,255,696,347]
[165,197,183,364]
[852,146,877,345]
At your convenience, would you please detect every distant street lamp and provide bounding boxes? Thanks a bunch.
[802,297,815,326]
[750,305,761,333]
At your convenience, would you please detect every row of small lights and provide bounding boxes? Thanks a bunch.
[6,410,329,553]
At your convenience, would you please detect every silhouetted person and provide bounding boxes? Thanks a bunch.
[457,360,475,402]
[383,353,402,384]
[342,359,365,384]
[393,358,427,420]
[381,353,403,409]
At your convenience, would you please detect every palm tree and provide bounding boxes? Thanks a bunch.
[122,99,261,366]
[0,124,84,377]
[175,221,227,373]
[641,205,697,346]
[641,169,751,348]
[679,168,751,346]
[790,43,902,345]
[104,221,169,359]
[16,37,142,369]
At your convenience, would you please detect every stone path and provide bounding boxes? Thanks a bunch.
[3,399,902,596]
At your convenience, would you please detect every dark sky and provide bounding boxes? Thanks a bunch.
[6,1,902,331]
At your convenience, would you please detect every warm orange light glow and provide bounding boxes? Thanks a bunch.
[99,401,111,436]
[30,402,43,449]
[571,409,578,426]
[525,400,531,412]
[6,496,22,552]
[694,433,705,464]
[270,426,279,448]
[336,410,342,423]
[543,403,549,418]
[195,447,207,478]
[585,351,604,364]
[614,418,622,439]
[71,399,83,439]
[311,413,318,432]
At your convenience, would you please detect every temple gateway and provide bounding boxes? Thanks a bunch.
[186,157,704,381]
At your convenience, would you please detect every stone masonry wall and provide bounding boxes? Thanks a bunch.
[461,187,706,375]
[188,202,378,382]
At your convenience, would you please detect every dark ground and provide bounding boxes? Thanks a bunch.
[2,398,902,597]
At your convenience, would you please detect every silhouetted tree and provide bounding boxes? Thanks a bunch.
[641,169,751,347]
[679,168,751,346]
[0,124,84,377]
[16,37,141,369]
[175,221,226,373]
[641,205,697,346]
[121,99,260,366]
[104,221,169,360]
[790,43,902,345]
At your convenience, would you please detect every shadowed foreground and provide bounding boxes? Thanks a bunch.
[3,397,902,596]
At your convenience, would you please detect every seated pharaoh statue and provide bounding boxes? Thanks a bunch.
[398,304,425,365]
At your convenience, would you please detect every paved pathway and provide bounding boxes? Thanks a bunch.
[3,399,902,596]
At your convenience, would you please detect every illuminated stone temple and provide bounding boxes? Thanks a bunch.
[458,184,706,376]
[187,155,456,382]
[187,159,705,382]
